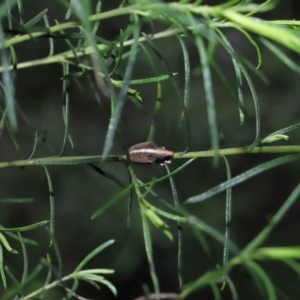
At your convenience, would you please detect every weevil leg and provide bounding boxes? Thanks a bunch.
[159,160,171,166]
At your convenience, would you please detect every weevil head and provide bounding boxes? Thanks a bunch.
[155,150,174,165]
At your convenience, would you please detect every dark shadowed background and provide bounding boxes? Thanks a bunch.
[1,0,300,299]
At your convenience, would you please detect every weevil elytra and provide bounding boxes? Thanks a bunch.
[129,141,174,166]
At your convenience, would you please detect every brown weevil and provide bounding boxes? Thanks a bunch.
[129,141,174,166]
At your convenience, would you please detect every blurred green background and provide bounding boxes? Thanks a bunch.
[1,0,300,299]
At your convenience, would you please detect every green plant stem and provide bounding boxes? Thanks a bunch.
[1,3,212,49]
[0,155,116,168]
[174,145,300,159]
[2,4,140,48]
[1,2,297,73]
[0,27,182,73]
[1,0,282,49]
[0,146,299,169]
[1,5,299,73]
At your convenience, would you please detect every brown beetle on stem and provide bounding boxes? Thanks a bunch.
[129,141,174,166]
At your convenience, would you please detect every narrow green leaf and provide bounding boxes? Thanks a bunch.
[180,261,233,298]
[47,227,62,277]
[261,134,289,144]
[232,56,245,124]
[140,158,196,188]
[43,166,55,239]
[0,244,6,289]
[127,170,133,228]
[142,284,150,300]
[247,260,276,300]
[9,45,17,81]
[75,240,115,272]
[0,232,17,253]
[82,275,117,296]
[234,27,262,69]
[0,108,7,128]
[216,0,241,9]
[3,113,19,149]
[59,62,73,156]
[43,12,54,57]
[138,178,185,213]
[24,9,48,28]
[74,269,114,275]
[99,279,118,296]
[128,94,144,112]
[66,279,79,300]
[211,283,221,300]
[4,266,18,286]
[143,205,173,241]
[91,185,132,219]
[0,229,37,245]
[221,10,300,55]
[141,211,160,296]
[113,74,176,86]
[177,36,191,130]
[217,30,261,147]
[211,60,247,119]
[1,198,34,203]
[5,26,52,35]
[147,203,186,223]
[109,35,124,76]
[0,220,49,232]
[225,276,239,300]
[0,0,17,20]
[0,22,17,129]
[16,0,24,25]
[73,0,92,21]
[252,246,300,260]
[18,232,28,287]
[102,18,140,159]
[142,32,190,152]
[261,37,300,73]
[65,0,75,20]
[43,254,52,296]
[80,277,101,290]
[239,55,269,84]
[26,130,39,159]
[147,80,161,141]
[244,182,300,253]
[2,264,43,300]
[262,121,300,144]
[92,1,102,34]
[89,163,126,188]
[188,215,240,255]
[283,259,300,275]
[186,154,300,204]
[74,0,113,96]
[194,34,219,163]
[166,164,183,287]
[222,156,232,267]
[61,70,92,79]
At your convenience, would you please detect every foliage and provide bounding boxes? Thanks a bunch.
[0,0,300,299]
